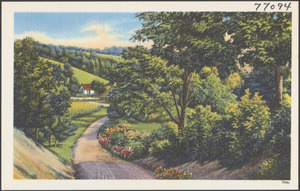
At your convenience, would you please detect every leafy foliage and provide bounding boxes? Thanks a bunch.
[149,140,171,157]
[224,89,271,165]
[234,66,276,109]
[190,67,237,114]
[14,38,55,139]
[14,38,76,146]
[90,80,106,95]
[179,105,223,162]
[226,12,291,109]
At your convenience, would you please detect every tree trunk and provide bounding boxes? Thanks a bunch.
[55,139,59,147]
[160,70,192,130]
[273,65,283,110]
[178,70,191,130]
[48,134,52,147]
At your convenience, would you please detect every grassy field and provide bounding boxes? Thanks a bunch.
[69,101,102,118]
[83,52,124,63]
[40,57,109,84]
[47,108,107,165]
[127,122,162,134]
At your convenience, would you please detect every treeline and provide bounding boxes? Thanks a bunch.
[35,43,127,56]
[35,42,122,82]
[14,38,78,146]
[106,12,291,179]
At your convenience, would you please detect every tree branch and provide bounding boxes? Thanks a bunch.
[161,103,179,125]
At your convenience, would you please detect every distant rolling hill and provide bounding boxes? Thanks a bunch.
[14,129,74,179]
[40,57,109,85]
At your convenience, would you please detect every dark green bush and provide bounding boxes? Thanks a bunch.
[109,132,129,146]
[127,140,148,160]
[224,89,271,166]
[179,105,223,162]
[149,139,171,157]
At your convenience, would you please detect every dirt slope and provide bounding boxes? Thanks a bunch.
[13,129,74,179]
[134,156,265,180]
[72,117,155,179]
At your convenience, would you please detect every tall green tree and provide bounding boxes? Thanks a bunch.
[111,46,184,122]
[227,12,291,109]
[130,12,237,129]
[14,37,55,140]
[90,80,106,95]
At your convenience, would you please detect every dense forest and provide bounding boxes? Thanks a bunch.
[14,12,291,180]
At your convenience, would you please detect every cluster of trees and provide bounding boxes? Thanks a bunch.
[14,38,77,146]
[36,42,122,81]
[36,43,127,56]
[107,12,291,179]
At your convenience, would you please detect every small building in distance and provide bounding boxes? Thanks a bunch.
[78,84,95,95]
[99,85,117,101]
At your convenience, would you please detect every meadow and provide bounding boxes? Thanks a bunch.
[69,101,103,119]
[83,52,124,63]
[127,122,162,134]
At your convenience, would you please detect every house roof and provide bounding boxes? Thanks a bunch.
[99,85,117,97]
[81,84,93,91]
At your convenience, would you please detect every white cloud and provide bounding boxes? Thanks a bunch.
[14,23,152,49]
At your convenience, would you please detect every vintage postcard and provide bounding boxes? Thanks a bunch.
[1,1,299,190]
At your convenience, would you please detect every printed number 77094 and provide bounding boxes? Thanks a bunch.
[254,2,291,11]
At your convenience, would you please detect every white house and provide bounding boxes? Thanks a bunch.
[78,84,95,95]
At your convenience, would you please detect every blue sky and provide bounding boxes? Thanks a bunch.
[14,12,151,49]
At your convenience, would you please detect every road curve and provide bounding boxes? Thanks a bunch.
[72,117,155,179]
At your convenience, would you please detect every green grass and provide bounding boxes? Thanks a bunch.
[40,57,109,84]
[46,108,107,165]
[128,122,162,134]
[83,52,124,63]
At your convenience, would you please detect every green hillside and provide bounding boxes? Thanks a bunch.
[40,57,109,84]
[83,52,124,63]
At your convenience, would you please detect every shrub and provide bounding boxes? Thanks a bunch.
[154,167,192,179]
[224,89,271,165]
[268,94,291,156]
[149,122,178,143]
[124,130,148,140]
[179,105,223,162]
[127,140,148,160]
[108,132,129,146]
[253,154,290,180]
[149,140,171,157]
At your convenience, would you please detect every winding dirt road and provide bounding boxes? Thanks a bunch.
[72,117,155,179]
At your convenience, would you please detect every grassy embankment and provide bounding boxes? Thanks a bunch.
[46,102,107,165]
[14,129,74,179]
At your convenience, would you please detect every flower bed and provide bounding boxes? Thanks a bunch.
[154,167,192,179]
[98,123,149,160]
